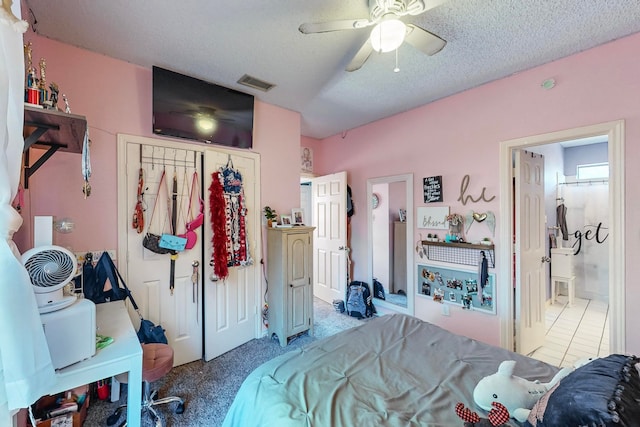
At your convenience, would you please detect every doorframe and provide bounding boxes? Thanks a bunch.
[498,120,625,354]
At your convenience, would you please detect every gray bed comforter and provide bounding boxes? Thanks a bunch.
[222,314,558,427]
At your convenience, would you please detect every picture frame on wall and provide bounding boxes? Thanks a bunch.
[301,147,313,173]
[291,208,304,225]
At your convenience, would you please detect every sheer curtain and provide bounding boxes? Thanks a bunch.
[0,2,55,423]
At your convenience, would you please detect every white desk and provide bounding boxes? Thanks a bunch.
[51,300,142,426]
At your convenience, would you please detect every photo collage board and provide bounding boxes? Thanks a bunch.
[417,263,496,314]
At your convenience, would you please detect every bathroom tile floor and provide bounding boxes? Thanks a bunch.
[529,295,609,368]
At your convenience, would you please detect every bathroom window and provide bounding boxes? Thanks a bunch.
[576,162,608,180]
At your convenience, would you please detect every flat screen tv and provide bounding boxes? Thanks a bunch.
[152,66,254,149]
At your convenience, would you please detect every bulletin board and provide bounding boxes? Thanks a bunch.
[416,263,496,314]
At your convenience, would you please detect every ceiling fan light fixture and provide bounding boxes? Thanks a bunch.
[196,116,216,133]
[370,18,406,53]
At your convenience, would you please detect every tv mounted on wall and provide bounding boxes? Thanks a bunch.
[152,66,254,149]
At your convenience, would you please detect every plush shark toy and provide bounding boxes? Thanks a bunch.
[473,360,573,423]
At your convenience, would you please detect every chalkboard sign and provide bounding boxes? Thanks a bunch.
[423,176,443,203]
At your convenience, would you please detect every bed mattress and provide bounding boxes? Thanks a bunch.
[222,314,559,427]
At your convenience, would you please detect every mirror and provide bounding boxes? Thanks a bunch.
[367,174,414,315]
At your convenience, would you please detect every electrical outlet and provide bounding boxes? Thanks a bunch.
[441,304,450,316]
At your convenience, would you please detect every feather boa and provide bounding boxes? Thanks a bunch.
[209,172,228,280]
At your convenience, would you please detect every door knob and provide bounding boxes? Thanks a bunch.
[541,256,551,263]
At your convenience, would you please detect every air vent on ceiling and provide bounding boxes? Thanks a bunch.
[237,74,276,92]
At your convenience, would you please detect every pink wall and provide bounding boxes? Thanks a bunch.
[316,32,640,350]
[16,31,640,352]
[15,35,302,255]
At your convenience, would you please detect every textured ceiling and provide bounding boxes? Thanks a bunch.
[22,0,640,139]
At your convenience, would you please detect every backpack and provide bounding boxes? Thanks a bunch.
[80,252,131,304]
[346,281,375,318]
[373,278,386,300]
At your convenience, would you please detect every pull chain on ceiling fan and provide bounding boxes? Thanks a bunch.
[299,0,447,72]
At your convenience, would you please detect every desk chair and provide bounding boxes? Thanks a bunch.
[107,343,185,427]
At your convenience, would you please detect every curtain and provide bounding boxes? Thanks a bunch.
[563,182,610,300]
[0,3,56,422]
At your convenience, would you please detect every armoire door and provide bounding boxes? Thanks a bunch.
[287,231,312,336]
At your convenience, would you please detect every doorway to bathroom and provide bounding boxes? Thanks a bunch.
[499,120,625,365]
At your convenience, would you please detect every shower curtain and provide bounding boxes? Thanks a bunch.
[561,181,609,302]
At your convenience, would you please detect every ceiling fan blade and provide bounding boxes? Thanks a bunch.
[346,39,374,72]
[404,24,446,56]
[299,19,372,34]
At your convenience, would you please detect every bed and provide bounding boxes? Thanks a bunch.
[221,314,560,427]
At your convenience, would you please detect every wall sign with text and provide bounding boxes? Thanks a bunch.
[417,207,449,230]
[423,176,443,203]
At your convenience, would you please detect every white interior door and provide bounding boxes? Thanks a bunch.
[123,141,203,367]
[311,171,347,304]
[203,150,260,361]
[515,149,546,355]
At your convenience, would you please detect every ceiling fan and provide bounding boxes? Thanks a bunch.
[299,0,447,72]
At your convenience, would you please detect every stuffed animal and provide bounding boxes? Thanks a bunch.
[455,402,511,427]
[472,360,573,423]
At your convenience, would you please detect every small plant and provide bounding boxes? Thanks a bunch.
[263,206,277,220]
[263,206,278,226]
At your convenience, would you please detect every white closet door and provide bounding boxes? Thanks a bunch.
[122,138,203,366]
[203,149,261,361]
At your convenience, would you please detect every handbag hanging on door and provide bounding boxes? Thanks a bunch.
[178,170,204,250]
[143,170,171,255]
[158,170,187,252]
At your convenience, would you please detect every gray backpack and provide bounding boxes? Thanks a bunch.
[346,281,375,318]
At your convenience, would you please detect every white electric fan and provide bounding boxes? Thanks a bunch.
[22,245,78,314]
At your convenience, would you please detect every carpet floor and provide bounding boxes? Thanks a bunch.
[83,297,368,426]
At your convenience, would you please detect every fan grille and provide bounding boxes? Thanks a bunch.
[24,249,76,288]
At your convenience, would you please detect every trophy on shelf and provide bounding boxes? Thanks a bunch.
[49,82,60,110]
[38,57,51,108]
[24,41,40,106]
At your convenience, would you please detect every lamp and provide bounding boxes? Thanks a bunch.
[370,16,407,53]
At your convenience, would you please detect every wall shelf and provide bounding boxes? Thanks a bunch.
[23,104,87,188]
[421,240,495,268]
